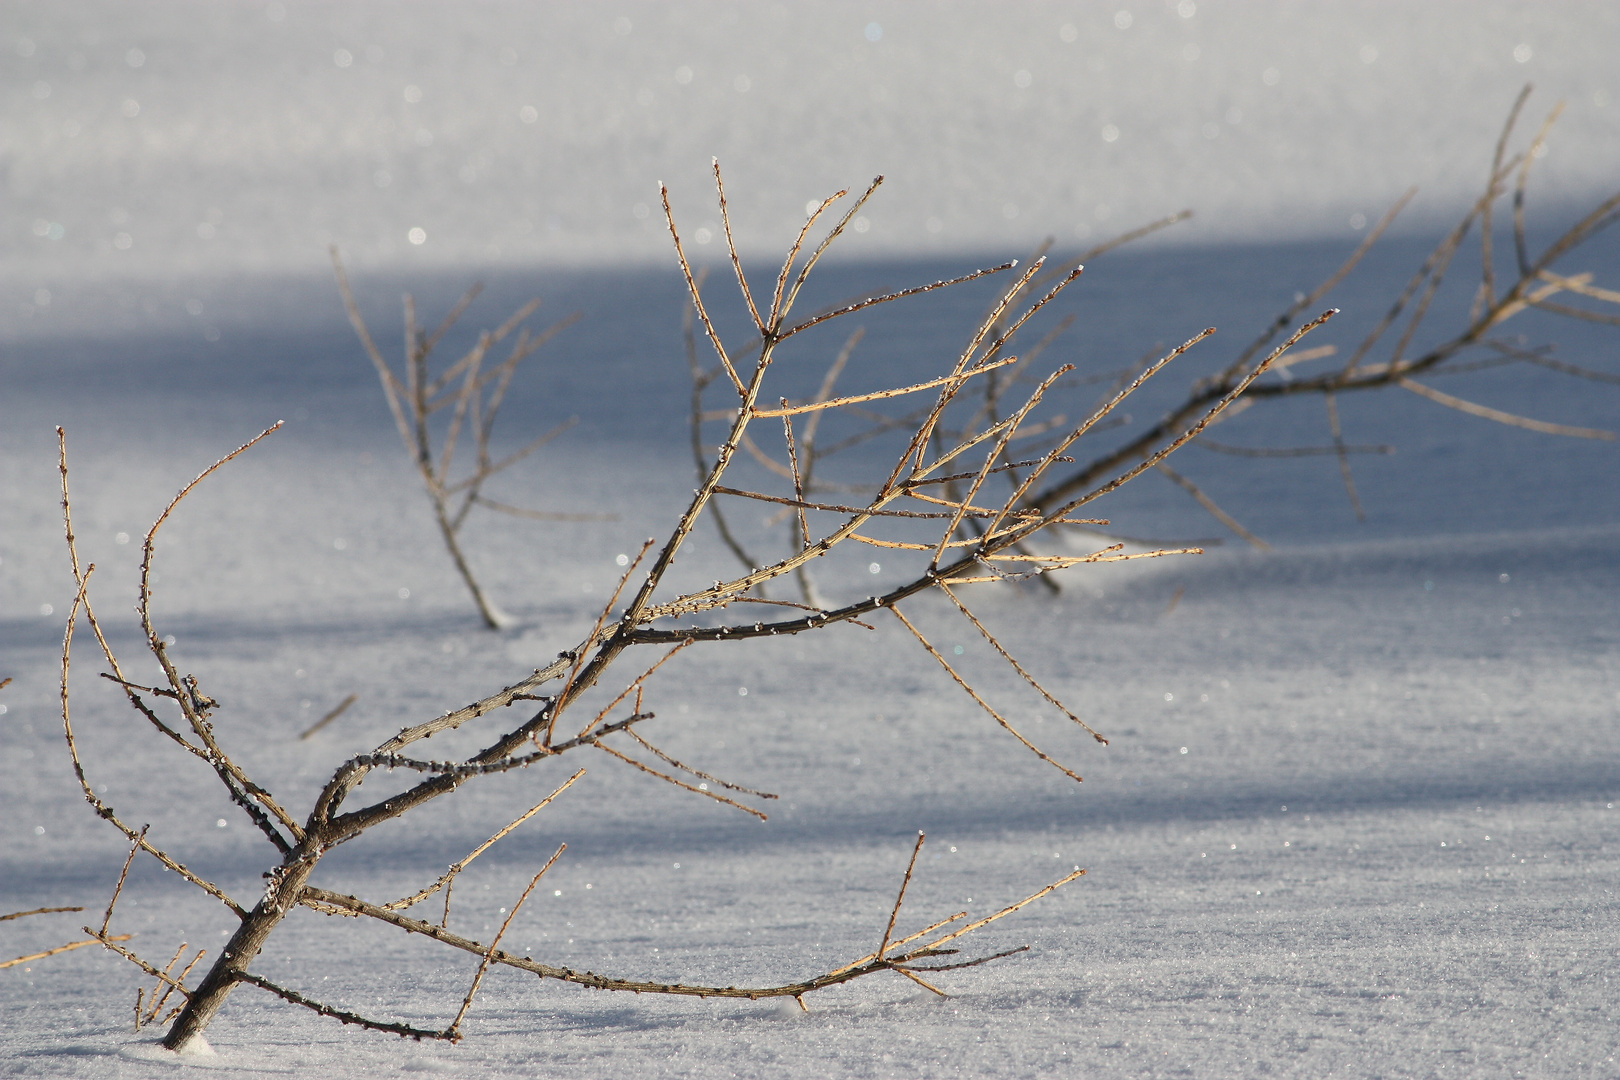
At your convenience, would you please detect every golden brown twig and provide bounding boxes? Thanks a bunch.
[384,770,585,915]
[299,694,358,741]
[448,844,565,1040]
[890,604,1085,783]
[2,935,131,970]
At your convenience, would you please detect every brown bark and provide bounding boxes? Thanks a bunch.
[161,850,320,1051]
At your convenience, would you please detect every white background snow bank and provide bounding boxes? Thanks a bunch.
[3,3,1618,1077]
[6,1,1620,292]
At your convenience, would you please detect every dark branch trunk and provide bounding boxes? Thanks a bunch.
[161,850,320,1051]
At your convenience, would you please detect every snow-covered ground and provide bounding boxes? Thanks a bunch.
[4,3,1619,1077]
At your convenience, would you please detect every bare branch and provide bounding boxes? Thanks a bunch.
[85,929,194,992]
[301,856,1082,1005]
[331,248,413,450]
[385,771,585,913]
[2,934,131,970]
[663,183,744,394]
[712,160,765,334]
[754,355,1020,418]
[102,825,147,936]
[780,176,885,323]
[890,605,1085,784]
[937,583,1109,744]
[1482,84,1534,307]
[443,416,580,493]
[878,833,926,960]
[449,844,565,1040]
[1195,438,1393,458]
[1,906,84,923]
[1154,462,1271,550]
[1397,378,1616,440]
[1529,299,1620,327]
[419,282,485,364]
[1324,393,1367,522]
[771,188,847,328]
[552,538,657,743]
[777,263,1016,343]
[299,694,358,741]
[129,423,305,841]
[921,868,1087,951]
[593,741,770,820]
[1489,343,1620,385]
[577,640,691,739]
[626,729,778,800]
[59,558,245,917]
[54,133,1606,1054]
[234,972,449,1041]
[1513,95,1563,276]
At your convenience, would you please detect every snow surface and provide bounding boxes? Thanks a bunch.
[4,3,1619,1077]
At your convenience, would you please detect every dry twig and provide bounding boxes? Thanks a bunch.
[333,249,601,628]
[1005,88,1616,539]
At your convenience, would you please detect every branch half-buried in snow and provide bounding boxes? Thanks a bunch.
[298,838,1084,1015]
[63,162,1274,1051]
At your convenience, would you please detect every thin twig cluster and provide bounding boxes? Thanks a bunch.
[332,253,606,628]
[1009,87,1616,541]
[690,88,1615,568]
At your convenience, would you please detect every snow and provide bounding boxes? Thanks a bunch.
[4,3,1619,1077]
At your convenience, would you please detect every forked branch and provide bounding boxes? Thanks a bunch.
[64,162,1287,1053]
[299,837,1084,1015]
[332,248,593,628]
[1016,88,1617,536]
